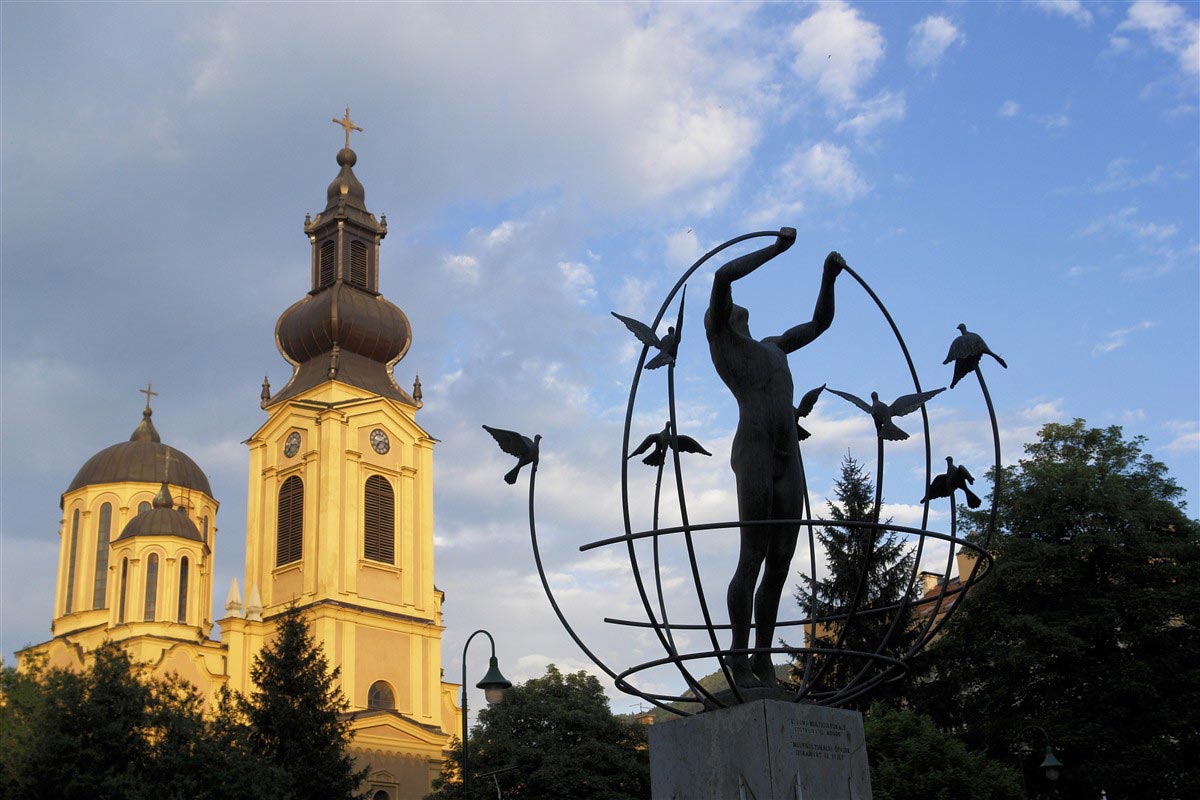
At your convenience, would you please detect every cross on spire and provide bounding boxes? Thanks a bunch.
[332,106,362,149]
[140,382,159,412]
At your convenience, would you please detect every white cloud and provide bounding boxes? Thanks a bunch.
[615,276,655,318]
[836,90,907,137]
[1065,265,1097,278]
[666,228,702,269]
[484,220,522,248]
[1092,321,1156,356]
[1163,420,1200,453]
[1115,0,1200,75]
[1079,207,1179,241]
[749,142,871,225]
[997,100,1021,118]
[558,261,597,304]
[1031,0,1094,27]
[1034,112,1071,129]
[1093,158,1165,192]
[789,0,886,106]
[443,253,481,285]
[907,16,965,70]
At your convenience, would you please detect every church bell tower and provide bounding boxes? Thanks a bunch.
[221,111,459,793]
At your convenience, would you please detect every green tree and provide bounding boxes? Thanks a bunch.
[790,453,917,709]
[913,420,1200,799]
[864,705,1021,800]
[427,664,649,800]
[236,604,368,800]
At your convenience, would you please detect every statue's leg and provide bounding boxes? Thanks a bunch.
[727,463,772,689]
[750,466,804,686]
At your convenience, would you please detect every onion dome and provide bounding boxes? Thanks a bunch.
[265,112,417,407]
[116,481,204,542]
[66,407,212,496]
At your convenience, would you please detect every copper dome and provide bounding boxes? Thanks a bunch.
[276,282,411,366]
[66,409,213,497]
[115,482,204,543]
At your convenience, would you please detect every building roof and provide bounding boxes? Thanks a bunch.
[66,408,213,497]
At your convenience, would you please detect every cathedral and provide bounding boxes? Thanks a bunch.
[18,115,462,800]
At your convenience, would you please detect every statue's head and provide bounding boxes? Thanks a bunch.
[730,304,751,336]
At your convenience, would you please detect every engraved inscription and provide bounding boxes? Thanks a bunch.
[789,718,852,762]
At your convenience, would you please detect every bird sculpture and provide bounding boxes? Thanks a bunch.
[482,425,541,484]
[794,384,826,441]
[827,386,946,441]
[920,456,982,509]
[944,323,1008,389]
[628,421,711,467]
[612,288,686,371]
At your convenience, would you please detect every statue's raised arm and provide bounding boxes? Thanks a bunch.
[771,251,844,354]
[707,228,797,334]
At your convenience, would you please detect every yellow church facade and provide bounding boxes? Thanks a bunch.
[19,122,462,800]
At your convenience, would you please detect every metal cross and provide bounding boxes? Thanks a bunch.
[139,383,159,411]
[332,106,362,149]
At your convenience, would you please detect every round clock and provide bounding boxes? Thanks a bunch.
[370,428,390,455]
[284,431,301,458]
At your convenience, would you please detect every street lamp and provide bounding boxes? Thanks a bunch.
[461,629,511,799]
[1018,725,1064,797]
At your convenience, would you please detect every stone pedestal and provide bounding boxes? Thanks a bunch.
[649,700,872,800]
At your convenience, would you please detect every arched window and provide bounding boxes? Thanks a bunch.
[367,680,395,710]
[349,241,368,288]
[118,558,129,623]
[318,239,336,288]
[138,501,151,514]
[276,476,304,566]
[93,503,112,609]
[177,557,189,623]
[65,509,80,613]
[144,554,159,621]
[363,475,395,564]
[372,791,390,800]
[202,515,209,544]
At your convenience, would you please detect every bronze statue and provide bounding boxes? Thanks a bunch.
[704,227,844,689]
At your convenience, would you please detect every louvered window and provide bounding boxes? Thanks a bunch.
[118,558,129,623]
[177,557,189,623]
[363,475,395,564]
[144,553,159,621]
[276,476,304,566]
[318,240,336,288]
[65,510,80,613]
[367,680,395,710]
[93,503,112,609]
[349,241,368,288]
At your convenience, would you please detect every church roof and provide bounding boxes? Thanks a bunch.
[116,481,204,542]
[66,408,213,497]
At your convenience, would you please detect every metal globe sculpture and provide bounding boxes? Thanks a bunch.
[485,229,1005,715]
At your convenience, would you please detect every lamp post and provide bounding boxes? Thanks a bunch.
[1018,725,1064,797]
[461,629,511,800]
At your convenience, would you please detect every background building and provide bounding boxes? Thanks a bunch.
[19,128,461,800]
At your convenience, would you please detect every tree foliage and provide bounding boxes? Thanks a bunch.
[913,420,1200,799]
[790,454,917,709]
[864,705,1021,800]
[427,664,649,800]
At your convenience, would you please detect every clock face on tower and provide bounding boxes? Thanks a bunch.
[370,428,390,455]
[284,432,301,458]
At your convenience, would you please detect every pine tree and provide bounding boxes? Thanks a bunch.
[790,454,917,709]
[238,604,368,800]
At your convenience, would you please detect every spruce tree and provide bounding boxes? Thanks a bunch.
[238,604,367,800]
[790,453,917,709]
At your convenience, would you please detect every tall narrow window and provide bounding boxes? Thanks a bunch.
[349,241,368,288]
[276,476,304,566]
[138,501,151,514]
[177,557,189,623]
[65,510,80,613]
[144,554,159,621]
[92,503,112,609]
[363,475,395,564]
[318,240,336,288]
[202,516,209,545]
[118,558,129,624]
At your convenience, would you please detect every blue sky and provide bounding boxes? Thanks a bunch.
[2,1,1197,706]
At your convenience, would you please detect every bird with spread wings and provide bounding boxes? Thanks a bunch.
[612,287,686,371]
[482,425,541,484]
[944,323,1007,389]
[920,456,982,508]
[628,421,711,467]
[826,387,945,441]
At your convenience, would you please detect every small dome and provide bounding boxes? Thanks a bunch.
[326,147,367,211]
[66,409,213,496]
[116,482,203,542]
[276,282,411,366]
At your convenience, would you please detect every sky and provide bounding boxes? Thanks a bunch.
[2,1,1197,713]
